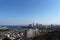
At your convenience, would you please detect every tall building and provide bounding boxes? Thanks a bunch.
[33,23,34,27]
[39,24,42,27]
[28,24,32,27]
[36,23,39,27]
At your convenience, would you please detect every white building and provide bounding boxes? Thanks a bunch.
[27,29,35,38]
[27,28,41,38]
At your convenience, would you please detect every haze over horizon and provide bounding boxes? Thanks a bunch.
[0,0,60,25]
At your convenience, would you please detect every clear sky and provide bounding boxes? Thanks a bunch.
[0,0,60,25]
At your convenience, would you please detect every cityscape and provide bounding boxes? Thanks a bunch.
[0,23,60,40]
[0,0,60,40]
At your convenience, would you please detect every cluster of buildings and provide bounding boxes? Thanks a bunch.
[0,26,24,40]
[0,23,58,40]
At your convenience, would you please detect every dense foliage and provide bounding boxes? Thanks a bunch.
[32,30,60,40]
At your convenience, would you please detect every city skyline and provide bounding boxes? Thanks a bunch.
[0,0,60,25]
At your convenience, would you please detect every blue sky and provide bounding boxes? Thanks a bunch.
[0,0,60,25]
